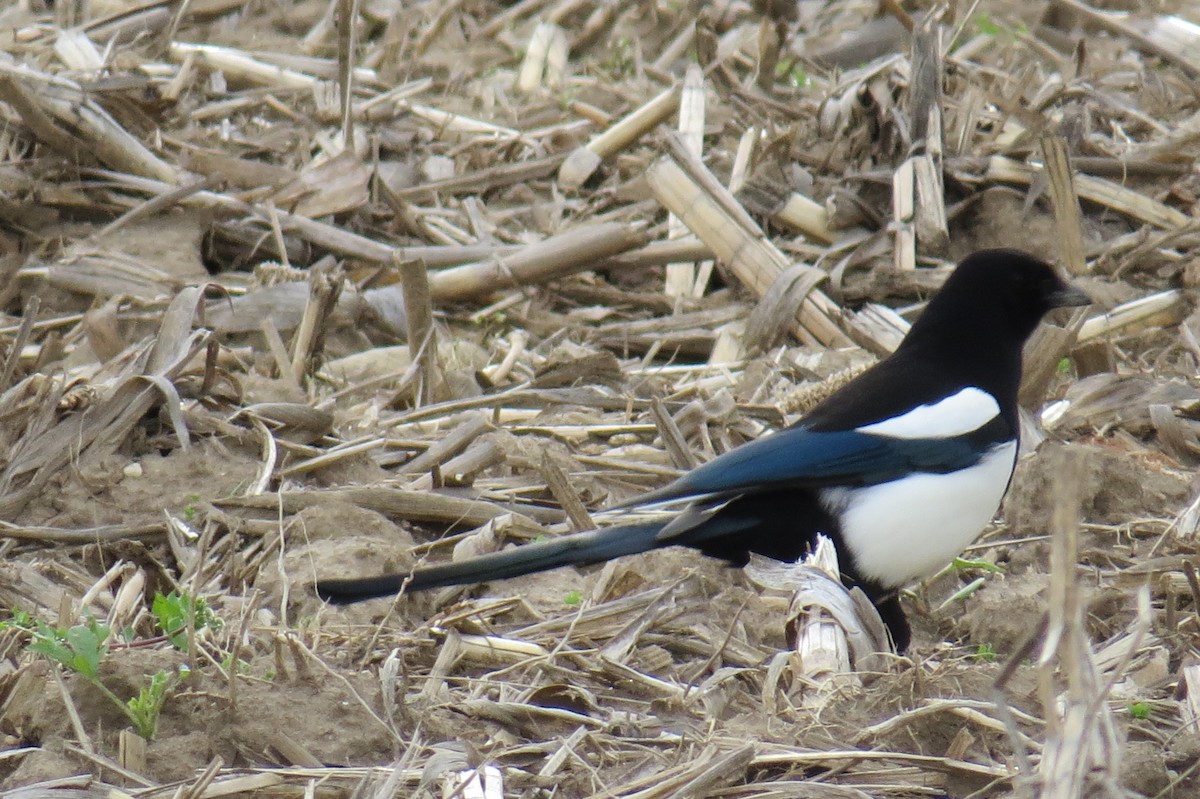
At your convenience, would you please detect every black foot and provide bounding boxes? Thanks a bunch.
[875,594,911,652]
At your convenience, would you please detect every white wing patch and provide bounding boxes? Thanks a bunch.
[856,386,1000,440]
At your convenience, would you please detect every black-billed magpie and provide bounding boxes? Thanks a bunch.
[316,249,1090,650]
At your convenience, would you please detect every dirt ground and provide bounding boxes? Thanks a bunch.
[2,0,1200,798]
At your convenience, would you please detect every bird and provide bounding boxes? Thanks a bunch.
[316,249,1090,651]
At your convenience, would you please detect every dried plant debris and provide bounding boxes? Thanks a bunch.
[0,0,1199,796]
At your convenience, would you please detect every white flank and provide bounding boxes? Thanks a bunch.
[822,440,1018,588]
[856,386,1000,439]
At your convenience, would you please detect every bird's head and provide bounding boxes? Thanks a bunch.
[908,249,1092,347]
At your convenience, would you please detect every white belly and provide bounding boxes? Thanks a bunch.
[821,440,1018,589]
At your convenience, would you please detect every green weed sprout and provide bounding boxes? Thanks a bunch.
[152,591,222,650]
[126,670,175,740]
[3,611,176,740]
[1128,701,1152,720]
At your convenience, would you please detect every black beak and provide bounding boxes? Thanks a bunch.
[1046,284,1091,309]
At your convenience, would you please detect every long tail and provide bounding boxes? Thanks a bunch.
[315,522,665,603]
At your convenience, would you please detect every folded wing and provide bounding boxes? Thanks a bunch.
[625,419,1010,510]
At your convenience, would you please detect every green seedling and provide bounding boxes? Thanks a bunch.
[563,589,583,606]
[973,642,998,662]
[3,611,178,740]
[935,576,987,612]
[126,669,176,740]
[11,611,109,680]
[603,37,635,77]
[220,653,253,676]
[1128,701,1152,720]
[152,591,222,650]
[975,14,1001,36]
[774,59,810,88]
[181,493,202,522]
[950,557,1005,574]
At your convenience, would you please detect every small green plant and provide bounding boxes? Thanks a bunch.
[152,591,222,650]
[972,14,1026,42]
[563,589,583,606]
[936,576,987,612]
[1056,357,1073,376]
[2,611,178,740]
[126,670,174,740]
[1128,701,1152,720]
[772,57,811,87]
[13,611,108,680]
[220,653,252,675]
[974,13,1001,36]
[181,493,202,522]
[555,87,578,113]
[774,59,810,88]
[603,37,636,78]
[973,642,998,662]
[951,557,1005,574]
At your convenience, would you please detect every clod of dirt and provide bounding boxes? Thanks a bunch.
[0,747,78,791]
[949,189,1063,262]
[266,500,416,619]
[1121,740,1174,797]
[1164,735,1200,796]
[1006,441,1191,531]
[960,572,1049,656]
